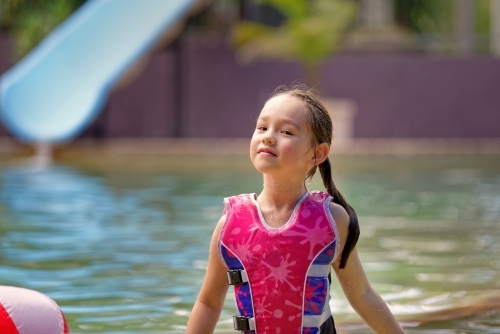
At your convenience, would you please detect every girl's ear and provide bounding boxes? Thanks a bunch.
[310,143,330,166]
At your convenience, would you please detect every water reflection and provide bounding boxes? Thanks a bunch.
[0,164,219,332]
[0,157,499,333]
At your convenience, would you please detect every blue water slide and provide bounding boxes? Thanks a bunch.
[0,0,204,143]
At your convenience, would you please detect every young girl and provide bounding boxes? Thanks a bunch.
[186,85,405,334]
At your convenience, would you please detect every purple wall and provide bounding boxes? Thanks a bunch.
[321,55,500,138]
[1,32,500,140]
[102,50,177,138]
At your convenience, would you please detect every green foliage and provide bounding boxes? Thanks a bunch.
[257,0,309,19]
[0,0,85,61]
[394,0,493,54]
[232,0,357,69]
[395,0,491,35]
[475,0,491,35]
[395,0,455,35]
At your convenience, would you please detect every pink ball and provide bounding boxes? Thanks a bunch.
[0,286,70,334]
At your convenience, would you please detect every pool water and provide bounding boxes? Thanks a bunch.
[0,154,499,333]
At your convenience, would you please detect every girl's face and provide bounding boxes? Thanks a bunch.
[250,94,315,178]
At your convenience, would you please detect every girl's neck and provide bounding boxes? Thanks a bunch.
[258,174,308,209]
[256,174,308,227]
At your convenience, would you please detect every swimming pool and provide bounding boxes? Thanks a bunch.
[0,154,499,333]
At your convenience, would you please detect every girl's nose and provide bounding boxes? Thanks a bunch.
[262,133,275,145]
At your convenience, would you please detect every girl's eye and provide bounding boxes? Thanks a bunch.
[282,130,293,135]
[257,126,267,131]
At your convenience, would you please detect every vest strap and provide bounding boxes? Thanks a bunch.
[226,269,248,285]
[233,315,255,331]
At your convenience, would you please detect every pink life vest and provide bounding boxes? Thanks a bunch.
[219,191,340,334]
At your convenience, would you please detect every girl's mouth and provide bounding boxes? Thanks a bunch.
[257,148,277,156]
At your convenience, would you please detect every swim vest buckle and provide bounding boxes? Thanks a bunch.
[226,269,247,285]
[233,315,255,331]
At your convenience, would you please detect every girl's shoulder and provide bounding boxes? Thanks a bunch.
[214,213,227,233]
[223,193,255,203]
[328,201,350,242]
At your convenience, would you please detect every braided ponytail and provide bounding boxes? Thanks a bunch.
[270,83,360,269]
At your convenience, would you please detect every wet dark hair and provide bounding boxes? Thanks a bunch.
[269,84,360,269]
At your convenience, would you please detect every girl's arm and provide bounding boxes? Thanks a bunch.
[330,203,406,334]
[186,215,229,334]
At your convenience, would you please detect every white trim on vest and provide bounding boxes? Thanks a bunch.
[324,195,341,264]
[250,191,310,231]
[307,263,332,277]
